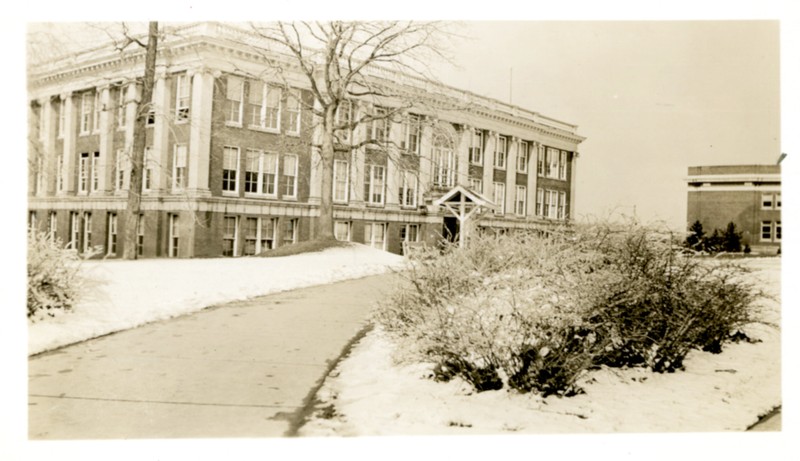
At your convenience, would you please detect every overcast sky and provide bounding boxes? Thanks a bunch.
[432,21,781,230]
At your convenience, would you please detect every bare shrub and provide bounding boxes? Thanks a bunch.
[27,230,82,321]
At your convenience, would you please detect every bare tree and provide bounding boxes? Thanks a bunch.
[248,21,452,240]
[121,22,158,259]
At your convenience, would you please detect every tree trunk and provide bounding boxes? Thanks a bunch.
[316,120,336,240]
[122,22,158,260]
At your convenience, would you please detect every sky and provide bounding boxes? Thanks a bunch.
[432,21,781,230]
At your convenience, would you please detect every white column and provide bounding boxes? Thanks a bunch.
[456,124,470,187]
[569,151,578,220]
[505,136,517,215]
[39,97,55,197]
[482,131,495,205]
[60,92,76,195]
[187,69,215,196]
[385,116,402,208]
[526,141,539,218]
[417,118,434,200]
[96,85,112,194]
[151,71,171,192]
[121,82,138,193]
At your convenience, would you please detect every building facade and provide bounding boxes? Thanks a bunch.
[27,23,585,258]
[686,164,781,254]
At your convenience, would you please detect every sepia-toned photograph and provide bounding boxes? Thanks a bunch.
[8,1,797,459]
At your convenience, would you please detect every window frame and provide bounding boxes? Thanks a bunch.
[173,144,188,191]
[80,92,92,135]
[399,170,418,208]
[365,222,387,251]
[286,88,301,135]
[559,151,568,180]
[469,129,484,165]
[515,185,527,217]
[117,86,127,130]
[761,194,774,210]
[225,75,244,126]
[90,151,100,193]
[223,216,239,257]
[57,99,65,139]
[107,212,117,256]
[334,221,351,242]
[517,141,529,173]
[142,146,153,192]
[283,218,298,245]
[222,146,240,195]
[401,113,421,155]
[175,73,191,123]
[365,164,386,206]
[92,91,101,134]
[494,135,507,170]
[493,182,505,215]
[78,152,89,194]
[333,159,349,204]
[281,154,299,199]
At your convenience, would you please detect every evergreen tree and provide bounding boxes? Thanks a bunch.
[722,221,743,253]
[686,220,705,250]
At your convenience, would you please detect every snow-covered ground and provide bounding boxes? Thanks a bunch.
[28,244,405,356]
[301,257,782,435]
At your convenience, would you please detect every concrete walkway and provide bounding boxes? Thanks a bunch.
[28,272,398,439]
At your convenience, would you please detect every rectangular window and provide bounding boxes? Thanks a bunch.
[281,154,298,198]
[365,164,386,205]
[365,222,386,250]
[283,218,298,245]
[547,148,559,178]
[58,99,65,138]
[761,194,774,210]
[80,93,92,134]
[401,113,421,155]
[248,82,282,130]
[536,188,544,216]
[432,148,455,188]
[82,212,92,254]
[143,146,153,192]
[265,84,281,131]
[761,221,773,242]
[494,136,507,169]
[175,74,190,122]
[334,100,352,143]
[263,152,278,196]
[244,217,259,256]
[517,141,529,173]
[400,224,419,244]
[69,212,80,250]
[548,190,558,219]
[225,76,244,125]
[115,150,127,190]
[117,87,127,129]
[334,221,351,242]
[173,144,187,190]
[49,211,58,243]
[558,191,567,219]
[286,88,301,135]
[516,185,527,216]
[493,182,505,215]
[90,152,100,192]
[167,214,179,257]
[222,146,240,193]
[371,107,389,145]
[29,211,37,232]
[93,92,101,133]
[56,153,63,192]
[469,178,483,194]
[399,170,418,208]
[776,194,781,210]
[79,152,89,193]
[136,214,144,256]
[223,216,238,257]
[775,221,782,242]
[107,213,117,256]
[537,145,545,176]
[470,130,484,165]
[559,151,568,180]
[244,149,260,194]
[261,217,277,251]
[333,160,349,203]
[146,88,156,126]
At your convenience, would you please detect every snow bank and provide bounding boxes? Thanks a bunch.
[28,245,405,356]
[301,257,781,435]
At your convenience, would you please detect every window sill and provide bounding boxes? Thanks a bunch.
[281,196,298,202]
[222,191,239,197]
[247,125,280,135]
[225,121,243,128]
[244,192,279,200]
[286,131,301,138]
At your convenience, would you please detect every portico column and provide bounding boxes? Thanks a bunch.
[151,70,171,192]
[97,85,113,194]
[569,151,578,220]
[60,92,76,195]
[308,98,323,206]
[505,136,518,215]
[349,102,367,206]
[417,116,433,199]
[526,141,539,218]
[456,124,470,188]
[482,131,495,206]
[187,68,215,196]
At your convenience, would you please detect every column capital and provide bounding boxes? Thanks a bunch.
[59,91,72,101]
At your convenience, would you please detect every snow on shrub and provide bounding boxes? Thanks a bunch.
[375,221,764,396]
[27,230,82,321]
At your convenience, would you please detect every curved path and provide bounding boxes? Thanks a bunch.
[28,272,398,439]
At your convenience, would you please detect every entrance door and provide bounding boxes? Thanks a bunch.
[442,216,459,244]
